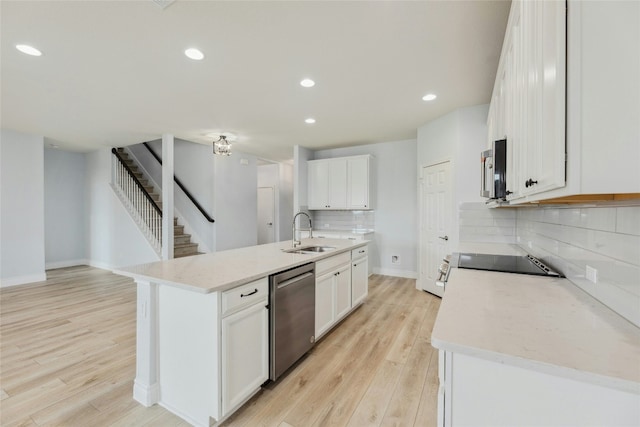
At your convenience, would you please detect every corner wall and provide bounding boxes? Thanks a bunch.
[0,129,46,286]
[85,148,159,269]
[44,147,87,268]
[417,104,490,252]
[313,139,418,278]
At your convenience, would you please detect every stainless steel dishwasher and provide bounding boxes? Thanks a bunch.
[269,262,315,381]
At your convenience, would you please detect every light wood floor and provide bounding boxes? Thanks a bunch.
[0,266,441,427]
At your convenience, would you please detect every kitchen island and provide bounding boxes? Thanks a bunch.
[116,238,368,427]
[431,268,640,426]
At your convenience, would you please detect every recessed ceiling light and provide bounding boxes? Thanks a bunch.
[300,78,315,88]
[422,93,437,101]
[185,48,204,60]
[305,118,316,124]
[16,44,42,56]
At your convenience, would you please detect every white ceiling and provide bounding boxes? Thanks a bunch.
[1,0,510,162]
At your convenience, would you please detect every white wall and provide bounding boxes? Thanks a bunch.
[85,148,159,269]
[44,148,87,268]
[294,145,313,212]
[417,104,490,252]
[258,163,280,241]
[278,163,294,241]
[0,129,46,286]
[214,152,258,251]
[129,140,216,252]
[314,139,418,278]
[257,162,294,242]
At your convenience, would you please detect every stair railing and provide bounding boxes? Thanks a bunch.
[142,142,215,223]
[111,148,163,253]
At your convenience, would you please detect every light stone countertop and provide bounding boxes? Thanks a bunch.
[115,238,367,294]
[432,268,640,394]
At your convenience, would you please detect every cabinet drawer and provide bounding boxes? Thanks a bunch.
[351,246,368,260]
[316,252,351,276]
[222,277,268,317]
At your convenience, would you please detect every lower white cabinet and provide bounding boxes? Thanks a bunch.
[315,272,335,339]
[221,288,269,416]
[351,247,368,307]
[315,262,352,339]
[437,350,640,426]
[334,263,352,321]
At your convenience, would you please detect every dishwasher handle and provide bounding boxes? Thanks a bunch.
[276,272,314,289]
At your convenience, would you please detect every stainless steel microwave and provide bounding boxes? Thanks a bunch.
[481,138,507,200]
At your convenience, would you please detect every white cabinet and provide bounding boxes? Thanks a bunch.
[351,246,368,307]
[315,272,334,339]
[308,158,347,209]
[221,278,269,416]
[308,155,372,210]
[437,350,640,426]
[314,251,353,340]
[347,156,370,209]
[491,0,640,203]
[489,0,566,201]
[221,300,268,415]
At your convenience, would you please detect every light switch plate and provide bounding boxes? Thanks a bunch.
[586,265,598,283]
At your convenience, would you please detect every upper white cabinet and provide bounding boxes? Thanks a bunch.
[488,0,566,201]
[490,0,640,203]
[308,155,373,210]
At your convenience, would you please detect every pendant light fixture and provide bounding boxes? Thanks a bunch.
[213,135,232,156]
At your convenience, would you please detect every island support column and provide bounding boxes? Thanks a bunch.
[133,279,160,406]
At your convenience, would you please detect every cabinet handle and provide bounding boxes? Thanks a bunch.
[240,288,258,297]
[438,235,449,241]
[525,179,538,188]
[359,250,365,253]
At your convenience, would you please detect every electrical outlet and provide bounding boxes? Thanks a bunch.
[391,255,400,264]
[586,265,598,283]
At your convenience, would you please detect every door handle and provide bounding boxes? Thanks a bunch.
[438,235,449,241]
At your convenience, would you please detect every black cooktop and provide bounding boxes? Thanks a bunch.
[452,253,563,277]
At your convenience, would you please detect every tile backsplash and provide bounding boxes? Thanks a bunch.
[311,210,375,231]
[459,202,517,244]
[517,205,640,327]
[458,202,640,327]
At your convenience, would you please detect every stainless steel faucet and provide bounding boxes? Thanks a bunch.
[292,211,313,247]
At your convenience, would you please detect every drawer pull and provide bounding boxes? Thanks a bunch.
[240,288,258,298]
[358,250,365,253]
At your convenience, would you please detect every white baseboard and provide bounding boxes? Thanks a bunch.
[133,380,160,407]
[372,268,418,279]
[0,273,47,288]
[87,260,114,271]
[45,259,89,270]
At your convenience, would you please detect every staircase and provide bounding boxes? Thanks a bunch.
[115,148,201,258]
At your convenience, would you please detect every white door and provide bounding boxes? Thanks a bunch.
[257,187,275,244]
[419,162,452,297]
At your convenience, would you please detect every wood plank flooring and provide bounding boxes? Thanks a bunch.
[0,266,440,427]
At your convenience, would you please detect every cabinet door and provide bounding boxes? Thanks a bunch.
[334,264,352,321]
[351,257,368,307]
[520,0,566,197]
[315,272,334,338]
[221,301,268,415]
[328,158,348,209]
[348,157,370,209]
[308,160,329,209]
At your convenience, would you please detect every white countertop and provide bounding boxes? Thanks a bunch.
[432,268,640,394]
[115,238,367,294]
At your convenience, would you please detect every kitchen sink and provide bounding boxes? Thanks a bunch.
[283,245,336,254]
